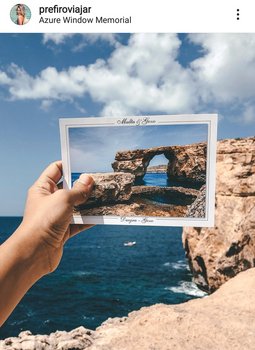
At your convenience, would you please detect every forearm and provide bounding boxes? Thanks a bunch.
[0,226,48,326]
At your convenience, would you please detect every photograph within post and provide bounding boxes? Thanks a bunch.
[60,114,217,226]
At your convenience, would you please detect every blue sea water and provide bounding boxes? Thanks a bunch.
[0,217,206,339]
[72,172,201,189]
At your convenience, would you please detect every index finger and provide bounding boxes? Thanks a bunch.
[37,161,63,185]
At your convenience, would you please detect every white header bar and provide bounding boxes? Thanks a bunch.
[2,0,255,33]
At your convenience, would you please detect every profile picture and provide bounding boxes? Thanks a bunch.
[10,4,31,25]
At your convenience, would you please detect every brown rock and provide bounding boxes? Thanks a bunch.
[112,143,207,183]
[187,184,206,218]
[89,268,255,350]
[132,185,199,205]
[183,137,255,293]
[2,269,255,349]
[78,172,135,208]
[0,327,94,350]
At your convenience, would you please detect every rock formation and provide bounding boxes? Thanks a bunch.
[1,268,255,349]
[183,137,255,293]
[78,173,135,208]
[0,327,94,350]
[112,143,207,183]
[77,184,199,217]
[187,184,206,218]
[132,186,199,205]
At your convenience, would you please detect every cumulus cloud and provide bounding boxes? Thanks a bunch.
[1,63,88,100]
[189,34,255,103]
[43,33,119,48]
[0,34,255,123]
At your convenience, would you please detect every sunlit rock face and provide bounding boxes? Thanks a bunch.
[83,172,135,206]
[183,137,255,293]
[112,142,207,184]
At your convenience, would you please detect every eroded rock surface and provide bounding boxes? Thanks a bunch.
[112,143,206,183]
[2,269,255,350]
[0,327,94,350]
[187,184,206,218]
[79,173,135,207]
[183,137,255,293]
[132,185,199,205]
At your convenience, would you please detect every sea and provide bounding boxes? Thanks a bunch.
[71,172,201,189]
[0,173,206,339]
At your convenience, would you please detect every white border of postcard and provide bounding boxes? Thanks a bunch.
[60,114,217,227]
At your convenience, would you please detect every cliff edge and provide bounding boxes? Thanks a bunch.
[183,137,255,292]
[1,268,255,349]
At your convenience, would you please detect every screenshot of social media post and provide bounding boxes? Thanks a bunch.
[0,0,254,348]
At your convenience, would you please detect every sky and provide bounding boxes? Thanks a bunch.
[69,124,208,172]
[0,33,255,215]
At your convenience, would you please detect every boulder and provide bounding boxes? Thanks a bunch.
[183,137,255,293]
[0,326,94,350]
[78,172,135,207]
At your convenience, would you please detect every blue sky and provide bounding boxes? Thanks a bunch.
[69,124,208,173]
[0,33,255,215]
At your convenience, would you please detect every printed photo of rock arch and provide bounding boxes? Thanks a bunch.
[69,122,208,219]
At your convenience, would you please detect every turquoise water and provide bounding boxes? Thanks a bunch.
[0,217,205,339]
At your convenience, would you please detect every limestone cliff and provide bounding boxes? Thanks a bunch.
[112,143,207,183]
[183,137,255,293]
[1,268,255,349]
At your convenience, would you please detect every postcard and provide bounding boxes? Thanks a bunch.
[59,114,217,227]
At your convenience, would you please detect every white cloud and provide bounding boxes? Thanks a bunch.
[40,99,53,111]
[43,33,74,45]
[69,126,148,172]
[189,34,255,103]
[3,63,88,100]
[42,33,119,48]
[1,34,255,123]
[0,71,12,84]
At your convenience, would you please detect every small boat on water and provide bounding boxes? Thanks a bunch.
[124,241,136,247]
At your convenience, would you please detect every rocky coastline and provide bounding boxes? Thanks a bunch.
[76,142,207,218]
[183,137,255,292]
[1,136,254,349]
[146,165,167,173]
[1,268,255,349]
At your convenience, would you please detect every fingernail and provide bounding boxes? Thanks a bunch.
[78,174,94,186]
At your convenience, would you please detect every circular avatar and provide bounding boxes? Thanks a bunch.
[10,4,31,25]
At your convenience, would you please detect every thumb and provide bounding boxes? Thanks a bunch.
[68,174,94,206]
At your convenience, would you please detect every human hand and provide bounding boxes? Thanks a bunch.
[19,161,94,275]
[0,161,94,326]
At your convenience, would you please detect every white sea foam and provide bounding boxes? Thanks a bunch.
[72,271,92,277]
[165,281,207,297]
[163,260,189,270]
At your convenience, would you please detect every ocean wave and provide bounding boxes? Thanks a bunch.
[163,260,189,270]
[72,271,92,277]
[165,281,207,297]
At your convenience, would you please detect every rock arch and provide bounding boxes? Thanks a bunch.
[112,142,207,184]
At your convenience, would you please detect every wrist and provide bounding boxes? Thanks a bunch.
[8,224,51,279]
